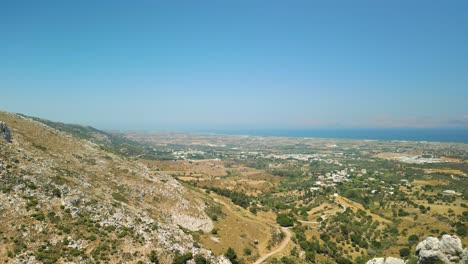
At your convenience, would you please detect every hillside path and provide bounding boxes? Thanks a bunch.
[253,227,292,264]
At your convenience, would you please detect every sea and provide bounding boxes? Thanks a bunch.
[201,128,468,143]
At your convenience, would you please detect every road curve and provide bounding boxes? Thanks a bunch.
[253,227,292,264]
[253,197,346,263]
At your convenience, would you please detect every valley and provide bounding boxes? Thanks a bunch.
[0,112,466,264]
[127,131,468,264]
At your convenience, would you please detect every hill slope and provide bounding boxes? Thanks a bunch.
[0,111,230,264]
[17,114,154,159]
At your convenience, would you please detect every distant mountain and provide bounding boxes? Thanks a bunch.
[0,111,230,264]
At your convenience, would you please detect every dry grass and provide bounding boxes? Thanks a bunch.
[336,196,391,224]
[412,179,450,186]
[195,193,279,263]
[423,169,465,175]
[143,160,281,195]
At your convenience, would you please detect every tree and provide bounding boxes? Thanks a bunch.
[455,222,466,236]
[400,247,411,258]
[276,213,294,227]
[408,234,419,245]
[336,256,353,264]
[225,247,238,264]
[305,250,315,263]
[280,256,295,264]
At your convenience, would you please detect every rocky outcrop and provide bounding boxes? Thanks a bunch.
[0,121,12,142]
[416,235,467,264]
[367,257,405,264]
[367,235,467,264]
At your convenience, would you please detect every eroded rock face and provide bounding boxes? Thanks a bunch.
[0,121,12,142]
[416,235,467,264]
[366,257,405,264]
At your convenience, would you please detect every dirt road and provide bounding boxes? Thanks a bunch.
[253,227,292,264]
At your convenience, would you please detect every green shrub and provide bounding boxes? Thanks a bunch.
[149,250,159,264]
[276,213,294,227]
[400,247,411,258]
[194,255,209,264]
[172,252,193,264]
[31,213,45,221]
[224,247,238,264]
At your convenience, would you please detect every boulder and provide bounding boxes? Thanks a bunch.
[0,121,12,143]
[416,234,466,264]
[367,258,385,264]
[385,257,406,264]
[367,257,405,264]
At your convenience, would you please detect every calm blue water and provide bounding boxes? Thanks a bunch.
[202,128,468,143]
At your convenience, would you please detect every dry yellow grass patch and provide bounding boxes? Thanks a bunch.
[413,179,450,186]
[440,157,464,163]
[307,202,341,221]
[195,193,279,263]
[336,196,391,224]
[142,160,281,195]
[423,168,465,175]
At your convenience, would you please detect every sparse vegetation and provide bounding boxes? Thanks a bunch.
[1,112,467,264]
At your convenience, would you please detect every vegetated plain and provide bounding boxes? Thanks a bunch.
[126,131,468,263]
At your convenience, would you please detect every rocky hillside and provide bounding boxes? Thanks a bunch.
[367,234,467,264]
[18,114,155,159]
[0,111,230,264]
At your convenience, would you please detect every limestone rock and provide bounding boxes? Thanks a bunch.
[367,257,405,264]
[385,257,406,264]
[416,234,466,264]
[367,258,385,264]
[0,121,12,142]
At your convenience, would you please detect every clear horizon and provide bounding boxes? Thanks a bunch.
[1,1,468,130]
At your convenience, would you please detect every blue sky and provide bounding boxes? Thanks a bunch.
[1,0,467,130]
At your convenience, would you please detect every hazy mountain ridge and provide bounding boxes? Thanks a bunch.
[0,111,230,264]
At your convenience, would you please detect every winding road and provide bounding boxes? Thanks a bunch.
[253,196,349,263]
[253,227,292,264]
